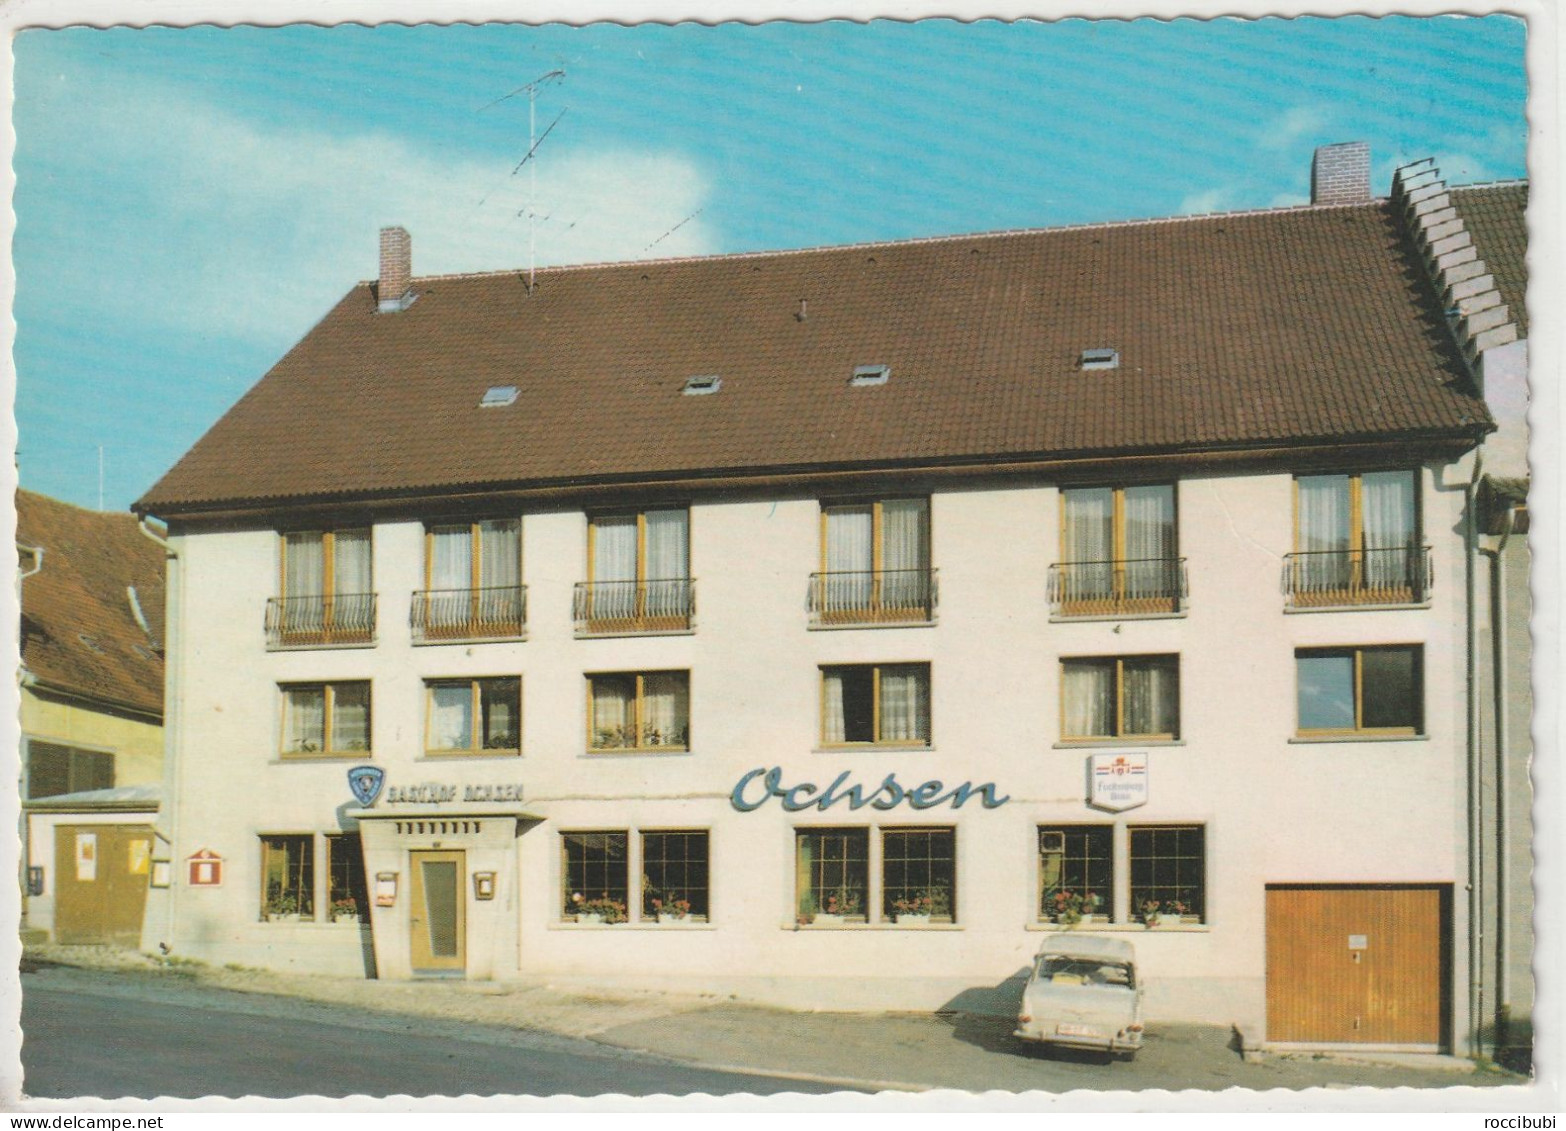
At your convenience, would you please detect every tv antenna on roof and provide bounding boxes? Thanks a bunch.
[481,69,566,294]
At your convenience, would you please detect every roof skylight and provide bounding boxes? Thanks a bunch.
[480,385,519,407]
[682,374,722,396]
[850,364,890,387]
[1080,348,1120,370]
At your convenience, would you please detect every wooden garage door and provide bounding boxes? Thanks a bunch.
[1266,885,1447,1047]
[54,825,155,947]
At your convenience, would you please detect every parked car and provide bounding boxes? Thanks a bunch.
[1014,935,1144,1059]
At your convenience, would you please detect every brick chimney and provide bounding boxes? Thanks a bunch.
[377,226,414,313]
[1311,142,1371,206]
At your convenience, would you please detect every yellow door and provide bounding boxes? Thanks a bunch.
[409,850,466,975]
[1266,884,1446,1046]
[53,825,154,946]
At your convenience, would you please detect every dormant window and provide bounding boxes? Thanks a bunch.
[1055,485,1180,616]
[260,835,315,921]
[641,831,710,922]
[820,663,931,746]
[579,509,692,633]
[270,529,374,646]
[1129,825,1205,924]
[587,671,690,752]
[280,682,371,757]
[425,677,521,755]
[417,519,524,640]
[1296,645,1423,736]
[1038,826,1114,924]
[813,499,933,624]
[1060,655,1179,741]
[1289,471,1426,606]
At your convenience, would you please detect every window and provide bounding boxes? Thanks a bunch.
[327,834,367,921]
[416,519,524,641]
[587,671,690,751]
[1289,471,1426,606]
[681,374,721,395]
[813,499,933,624]
[641,831,710,921]
[260,835,315,920]
[24,740,113,800]
[280,682,371,757]
[849,364,890,387]
[480,384,519,407]
[882,828,955,922]
[821,663,931,746]
[1296,645,1423,736]
[1060,655,1179,741]
[796,828,868,922]
[1129,825,1205,924]
[578,509,692,632]
[1038,826,1114,924]
[1054,485,1180,616]
[269,529,374,646]
[1080,348,1121,370]
[561,832,629,921]
[425,677,521,755]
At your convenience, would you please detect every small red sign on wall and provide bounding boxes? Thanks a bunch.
[187,849,223,887]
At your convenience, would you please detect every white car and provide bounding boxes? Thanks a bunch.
[1014,935,1144,1059]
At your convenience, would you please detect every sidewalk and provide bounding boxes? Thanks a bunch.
[20,944,1513,1097]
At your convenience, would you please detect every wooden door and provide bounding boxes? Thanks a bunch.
[1266,884,1446,1047]
[409,850,466,974]
[53,824,155,946]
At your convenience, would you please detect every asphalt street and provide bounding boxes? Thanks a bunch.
[19,966,850,1101]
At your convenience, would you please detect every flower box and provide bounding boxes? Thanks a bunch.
[575,911,607,926]
[657,913,697,926]
[896,913,932,927]
[811,913,845,926]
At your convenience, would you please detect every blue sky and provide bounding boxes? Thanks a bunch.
[11,15,1528,512]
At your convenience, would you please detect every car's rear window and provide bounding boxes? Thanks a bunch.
[1035,956,1135,989]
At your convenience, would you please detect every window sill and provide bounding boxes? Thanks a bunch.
[813,744,934,754]
[551,920,715,930]
[413,633,528,647]
[581,748,692,759]
[1283,602,1431,615]
[786,922,963,931]
[807,619,937,632]
[276,753,374,763]
[1288,733,1427,744]
[1026,921,1209,933]
[1049,611,1187,624]
[574,628,696,640]
[266,640,379,652]
[1052,739,1184,750]
[421,750,522,759]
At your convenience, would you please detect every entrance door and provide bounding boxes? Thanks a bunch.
[409,850,466,975]
[1266,884,1447,1047]
[53,824,155,946]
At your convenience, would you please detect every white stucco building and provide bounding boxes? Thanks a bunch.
[133,145,1528,1056]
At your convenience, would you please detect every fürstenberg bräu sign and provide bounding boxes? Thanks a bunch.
[731,767,1009,812]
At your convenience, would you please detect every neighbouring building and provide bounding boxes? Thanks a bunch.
[132,144,1529,1056]
[17,489,166,946]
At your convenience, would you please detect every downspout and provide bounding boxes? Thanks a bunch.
[1479,502,1520,1057]
[139,517,180,954]
[1465,452,1484,1059]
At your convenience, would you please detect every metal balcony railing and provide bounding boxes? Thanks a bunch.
[1047,558,1187,618]
[410,585,528,643]
[1282,546,1432,609]
[265,593,377,648]
[572,579,695,635]
[807,569,938,626]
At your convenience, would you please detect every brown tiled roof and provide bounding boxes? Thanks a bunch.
[1451,182,1529,339]
[137,199,1491,516]
[18,490,165,718]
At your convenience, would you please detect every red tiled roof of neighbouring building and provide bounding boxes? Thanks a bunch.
[135,198,1494,517]
[1451,182,1529,339]
[18,490,166,718]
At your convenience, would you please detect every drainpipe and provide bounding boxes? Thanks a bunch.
[1479,501,1520,1058]
[139,517,180,954]
[1465,453,1484,1059]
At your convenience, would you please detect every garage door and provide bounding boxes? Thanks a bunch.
[1266,884,1448,1048]
[53,824,155,947]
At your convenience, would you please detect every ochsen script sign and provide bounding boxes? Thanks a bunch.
[732,767,1009,813]
[1088,753,1149,812]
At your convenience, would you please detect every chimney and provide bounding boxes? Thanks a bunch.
[1311,142,1371,206]
[377,226,414,313]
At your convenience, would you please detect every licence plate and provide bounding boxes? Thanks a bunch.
[1056,1023,1102,1038]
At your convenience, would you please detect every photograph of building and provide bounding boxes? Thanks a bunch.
[128,141,1531,1059]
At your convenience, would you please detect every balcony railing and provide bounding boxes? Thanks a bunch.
[410,585,528,643]
[1282,546,1432,609]
[573,579,695,635]
[807,569,938,626]
[265,593,377,648]
[1047,558,1187,618]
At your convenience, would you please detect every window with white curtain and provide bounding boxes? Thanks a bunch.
[1295,471,1419,594]
[280,682,371,756]
[585,509,691,623]
[426,519,521,591]
[1058,486,1177,609]
[1060,655,1179,740]
[587,671,690,751]
[819,499,931,614]
[820,663,931,746]
[425,677,521,754]
[278,529,373,636]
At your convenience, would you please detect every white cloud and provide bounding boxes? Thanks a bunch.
[1258,105,1332,152]
[1176,188,1231,216]
[23,68,715,351]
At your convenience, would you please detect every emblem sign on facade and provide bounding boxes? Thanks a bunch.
[187,848,223,887]
[347,766,523,806]
[1088,753,1149,812]
[348,765,386,807]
